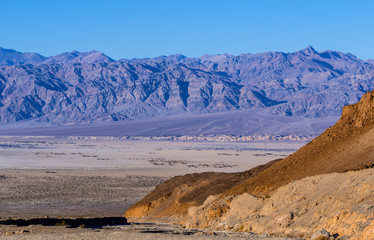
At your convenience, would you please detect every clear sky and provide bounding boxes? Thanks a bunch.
[1,0,373,60]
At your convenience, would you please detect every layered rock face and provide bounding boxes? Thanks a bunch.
[125,90,374,239]
[0,46,374,124]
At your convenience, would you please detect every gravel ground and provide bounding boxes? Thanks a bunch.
[0,231,301,240]
[0,169,166,219]
[0,224,303,240]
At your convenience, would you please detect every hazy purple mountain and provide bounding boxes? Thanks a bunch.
[43,50,114,64]
[0,46,373,125]
[0,47,46,66]
[0,47,113,66]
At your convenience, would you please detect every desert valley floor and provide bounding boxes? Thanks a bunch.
[0,137,303,239]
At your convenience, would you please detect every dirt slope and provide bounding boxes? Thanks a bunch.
[125,159,280,220]
[185,168,374,239]
[125,90,374,221]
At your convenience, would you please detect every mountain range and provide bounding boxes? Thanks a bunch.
[0,46,373,129]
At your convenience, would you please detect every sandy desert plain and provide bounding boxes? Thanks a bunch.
[0,136,305,239]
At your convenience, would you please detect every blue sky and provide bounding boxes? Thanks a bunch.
[1,0,373,60]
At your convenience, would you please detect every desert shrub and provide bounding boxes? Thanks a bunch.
[55,220,67,226]
[234,225,244,232]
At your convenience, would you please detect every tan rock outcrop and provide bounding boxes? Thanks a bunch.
[125,159,280,221]
[184,169,374,239]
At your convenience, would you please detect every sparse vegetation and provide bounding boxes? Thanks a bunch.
[55,220,67,226]
[234,225,244,232]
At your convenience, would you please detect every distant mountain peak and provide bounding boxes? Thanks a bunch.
[199,53,234,62]
[0,47,47,66]
[70,50,80,54]
[0,47,13,53]
[43,50,114,64]
[154,54,187,61]
[300,45,317,55]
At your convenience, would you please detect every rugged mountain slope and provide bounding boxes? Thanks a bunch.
[43,50,114,64]
[0,47,46,66]
[0,47,112,66]
[0,46,374,124]
[125,90,374,227]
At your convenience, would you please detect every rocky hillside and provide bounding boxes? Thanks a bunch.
[125,90,374,239]
[0,46,374,124]
[185,168,374,239]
